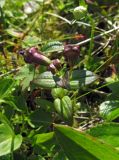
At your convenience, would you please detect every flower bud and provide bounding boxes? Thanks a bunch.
[48,63,57,74]
[52,59,61,70]
[63,45,80,66]
[22,47,51,66]
[73,6,87,20]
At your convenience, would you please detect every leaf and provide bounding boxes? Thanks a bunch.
[16,64,35,90]
[33,132,55,155]
[33,132,54,145]
[6,29,23,38]
[99,100,119,121]
[0,79,14,99]
[2,98,21,112]
[54,124,119,160]
[30,108,52,127]
[11,95,28,112]
[16,64,35,80]
[33,71,61,89]
[22,36,41,48]
[53,150,69,160]
[105,77,119,98]
[28,155,45,160]
[0,123,22,157]
[35,98,53,112]
[41,41,64,54]
[87,123,119,150]
[69,69,98,89]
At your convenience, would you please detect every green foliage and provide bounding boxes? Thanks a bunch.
[54,124,119,160]
[41,41,64,54]
[0,123,22,157]
[87,123,119,150]
[0,0,119,159]
[99,101,119,121]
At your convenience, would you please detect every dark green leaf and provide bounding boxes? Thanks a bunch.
[30,109,52,127]
[0,79,14,99]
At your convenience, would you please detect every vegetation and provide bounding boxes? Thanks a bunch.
[0,0,119,159]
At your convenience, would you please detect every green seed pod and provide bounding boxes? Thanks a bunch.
[61,96,73,120]
[54,98,62,115]
[54,96,73,120]
[51,88,68,99]
[73,6,87,20]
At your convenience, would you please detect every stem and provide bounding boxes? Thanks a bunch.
[0,67,20,78]
[76,80,119,100]
[73,26,119,46]
[88,15,95,56]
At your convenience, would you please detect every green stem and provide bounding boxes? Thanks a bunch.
[88,15,95,56]
[76,80,119,100]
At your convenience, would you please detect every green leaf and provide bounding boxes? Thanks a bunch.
[2,98,21,112]
[0,79,14,99]
[41,41,64,54]
[28,155,45,160]
[33,132,55,155]
[33,71,61,89]
[30,108,52,127]
[53,150,69,160]
[54,124,119,160]
[105,77,119,98]
[87,123,119,150]
[6,29,23,38]
[35,98,53,112]
[99,100,119,121]
[69,69,98,89]
[11,95,28,112]
[22,36,41,48]
[33,132,54,145]
[0,123,22,157]
[16,64,35,90]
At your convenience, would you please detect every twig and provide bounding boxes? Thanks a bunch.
[91,37,111,55]
[73,26,119,46]
[0,68,20,78]
[46,12,71,25]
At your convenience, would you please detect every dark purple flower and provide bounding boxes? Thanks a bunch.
[52,59,61,70]
[48,63,57,74]
[63,44,80,66]
[21,47,51,66]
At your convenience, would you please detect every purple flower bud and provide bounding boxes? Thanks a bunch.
[63,44,80,66]
[23,47,51,66]
[52,59,61,70]
[48,63,57,74]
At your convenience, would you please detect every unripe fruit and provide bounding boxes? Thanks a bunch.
[54,96,73,120]
[51,88,68,99]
